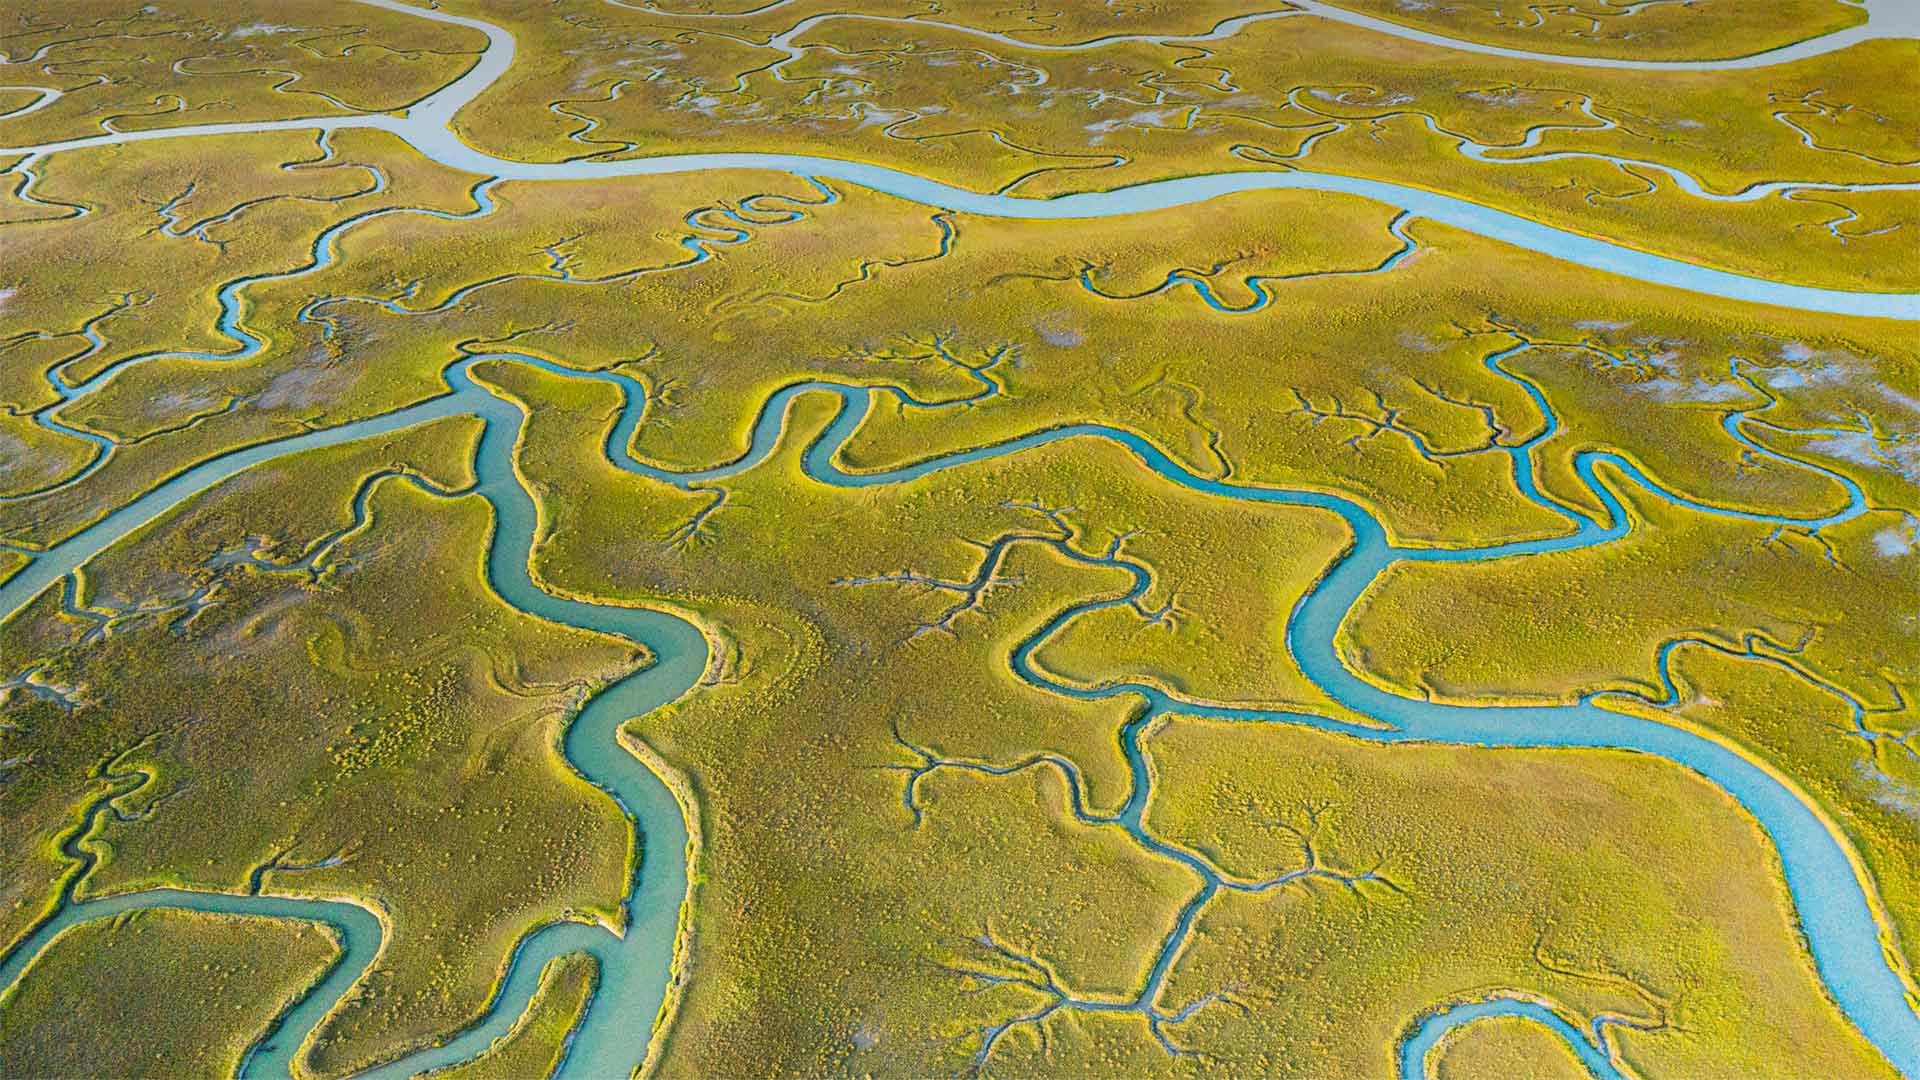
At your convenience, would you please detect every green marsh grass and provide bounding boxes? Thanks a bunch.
[0,418,641,1076]
[0,909,339,1078]
[421,954,599,1080]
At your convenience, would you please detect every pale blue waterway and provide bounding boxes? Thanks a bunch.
[19,115,1917,321]
[1397,997,1627,1080]
[0,364,698,1079]
[3,0,1919,1074]
[783,389,1920,1077]
[2,349,1916,1077]
[4,2,1919,322]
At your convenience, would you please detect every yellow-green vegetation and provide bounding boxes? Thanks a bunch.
[1427,1014,1592,1080]
[0,0,485,146]
[1320,0,1867,60]
[1027,497,1364,724]
[485,361,1166,814]
[620,0,1271,44]
[0,908,339,1078]
[446,180,1917,1075]
[300,173,1567,548]
[6,141,1906,565]
[1611,648,1920,1020]
[428,0,1918,290]
[2,129,468,392]
[0,411,96,498]
[0,127,486,546]
[1211,27,1920,292]
[2,7,1916,1074]
[472,352,1889,1076]
[1343,487,1920,965]
[0,417,643,1076]
[286,172,1917,552]
[1140,718,1890,1079]
[419,954,599,1080]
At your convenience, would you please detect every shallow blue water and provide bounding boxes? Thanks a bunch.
[0,363,700,1079]
[2,0,1918,1074]
[2,349,1914,1077]
[1397,998,1627,1080]
[4,2,1918,323]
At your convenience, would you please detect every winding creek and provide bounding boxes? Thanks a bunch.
[3,0,1920,1076]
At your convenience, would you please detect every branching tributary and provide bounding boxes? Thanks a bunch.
[2,0,1920,1076]
[3,336,1916,1076]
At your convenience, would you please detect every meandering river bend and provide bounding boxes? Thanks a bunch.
[2,1,1918,1076]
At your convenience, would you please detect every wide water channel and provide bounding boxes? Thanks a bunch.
[7,1,1920,321]
[2,0,1919,1075]
[1,346,1915,1077]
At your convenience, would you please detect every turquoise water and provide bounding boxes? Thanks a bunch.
[3,350,1915,1076]
[3,0,1919,1075]
[0,365,700,1079]
[5,3,1919,320]
[1397,997,1628,1079]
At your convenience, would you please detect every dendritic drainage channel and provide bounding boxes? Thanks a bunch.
[0,319,1907,1075]
[2,0,1919,1076]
